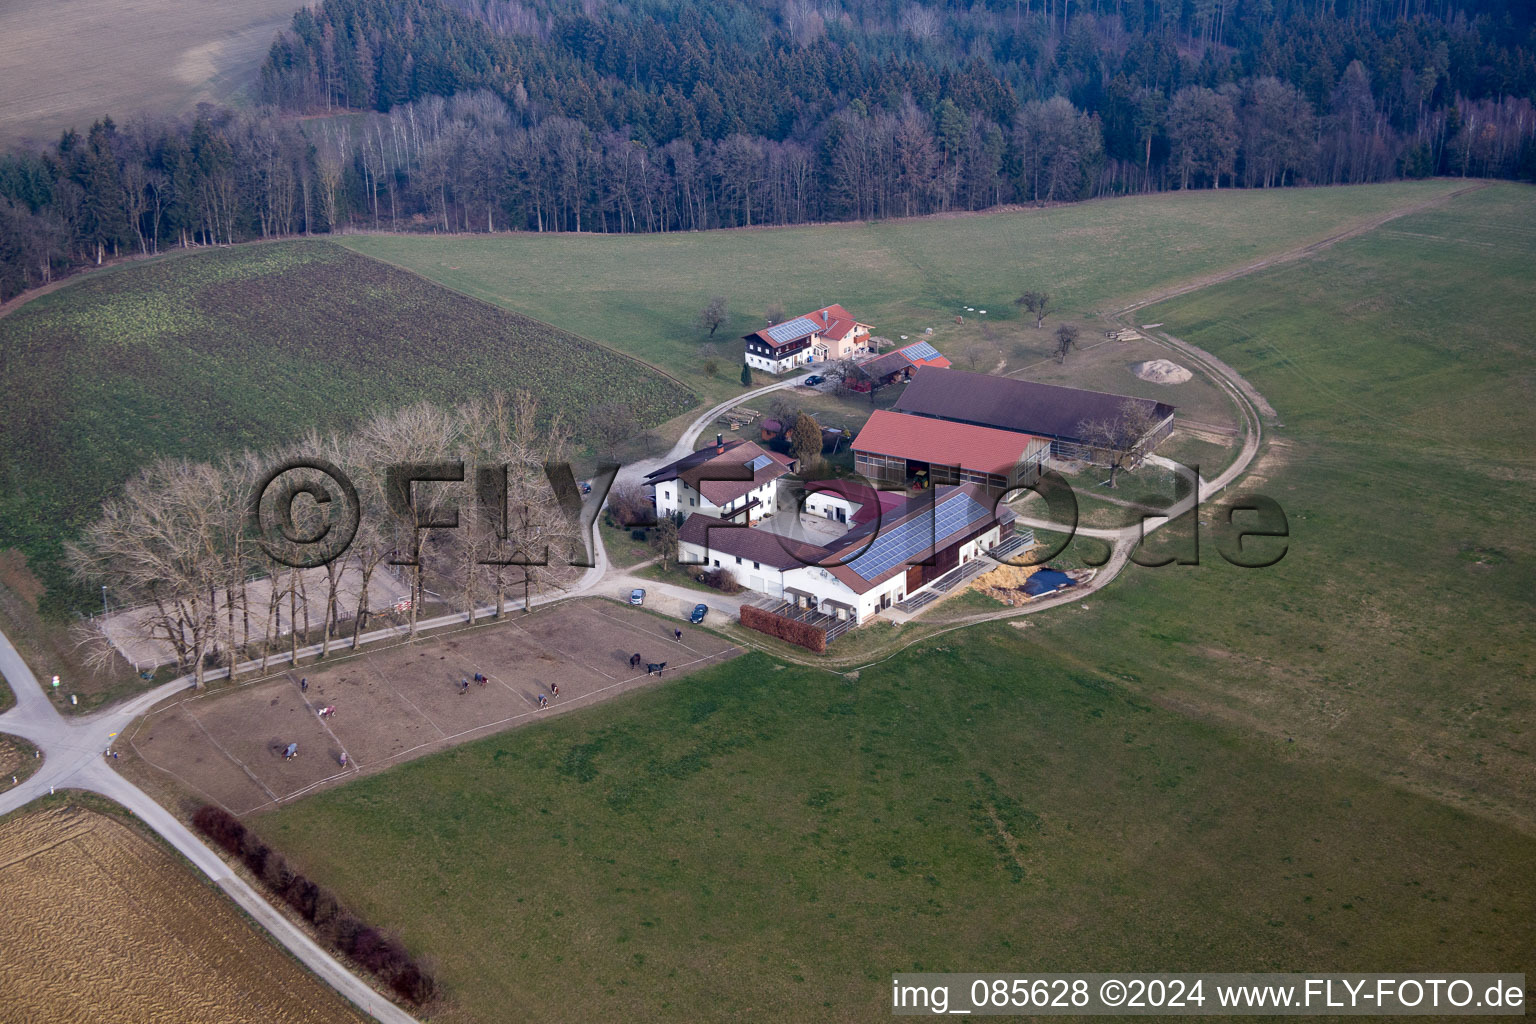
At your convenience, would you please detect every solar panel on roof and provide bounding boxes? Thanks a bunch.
[745,454,772,471]
[763,318,819,344]
[900,340,940,360]
[845,492,992,581]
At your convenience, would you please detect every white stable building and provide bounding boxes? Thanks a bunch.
[677,484,1009,623]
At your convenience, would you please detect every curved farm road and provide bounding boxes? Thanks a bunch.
[0,182,1475,1017]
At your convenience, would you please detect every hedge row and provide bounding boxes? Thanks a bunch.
[192,805,436,1006]
[739,604,827,653]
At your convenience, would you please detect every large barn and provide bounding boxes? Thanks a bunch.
[852,409,1049,492]
[893,366,1175,461]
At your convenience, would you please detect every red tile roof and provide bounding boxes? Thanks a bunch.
[800,303,868,343]
[851,410,1048,477]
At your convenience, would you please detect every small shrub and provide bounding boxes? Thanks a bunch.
[391,963,438,1006]
[700,567,743,594]
[191,805,246,853]
[238,831,270,878]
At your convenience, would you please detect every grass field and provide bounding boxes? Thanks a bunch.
[0,240,693,614]
[1027,181,1536,828]
[257,636,1536,1024]
[0,0,299,147]
[0,803,369,1023]
[341,180,1465,403]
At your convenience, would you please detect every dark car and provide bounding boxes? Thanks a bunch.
[804,374,824,386]
[690,603,708,624]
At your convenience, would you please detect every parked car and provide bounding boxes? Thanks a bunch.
[629,588,645,605]
[804,374,824,386]
[690,603,708,624]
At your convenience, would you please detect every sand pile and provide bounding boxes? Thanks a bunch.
[1131,359,1192,384]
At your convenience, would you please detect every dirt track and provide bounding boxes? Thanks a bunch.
[1109,181,1490,321]
[0,805,368,1024]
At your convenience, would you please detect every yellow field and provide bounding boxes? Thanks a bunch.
[0,805,368,1024]
[0,0,299,147]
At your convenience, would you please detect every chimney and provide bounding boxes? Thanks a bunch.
[716,432,724,453]
[822,310,829,324]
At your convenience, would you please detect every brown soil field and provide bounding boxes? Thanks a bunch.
[0,804,369,1024]
[127,599,743,815]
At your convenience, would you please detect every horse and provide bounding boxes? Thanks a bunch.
[629,653,642,670]
[645,662,667,677]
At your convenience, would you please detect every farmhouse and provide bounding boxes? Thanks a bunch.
[646,437,796,521]
[894,366,1175,462]
[678,483,1013,623]
[804,304,874,362]
[852,409,1050,491]
[742,303,872,373]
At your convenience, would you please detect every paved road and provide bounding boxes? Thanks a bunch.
[613,374,810,492]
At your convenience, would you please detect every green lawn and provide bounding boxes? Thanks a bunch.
[1029,181,1536,829]
[0,240,694,613]
[341,181,1464,404]
[259,634,1536,1024]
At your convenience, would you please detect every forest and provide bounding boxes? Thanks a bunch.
[1,0,1533,300]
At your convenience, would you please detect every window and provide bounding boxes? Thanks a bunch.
[753,561,760,569]
[713,559,720,567]
[735,556,742,565]
[689,498,696,506]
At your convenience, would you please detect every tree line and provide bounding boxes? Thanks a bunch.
[68,394,579,689]
[2,0,1534,300]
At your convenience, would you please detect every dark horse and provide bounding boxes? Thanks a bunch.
[629,653,643,670]
[645,662,667,677]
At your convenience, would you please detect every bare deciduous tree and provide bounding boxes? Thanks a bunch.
[1016,290,1053,328]
[1076,400,1163,488]
[700,295,729,336]
[590,401,634,456]
[67,459,228,688]
[1054,323,1079,363]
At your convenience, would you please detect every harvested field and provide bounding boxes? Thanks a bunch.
[128,599,742,814]
[0,805,368,1024]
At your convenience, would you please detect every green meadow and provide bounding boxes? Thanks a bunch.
[341,180,1464,400]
